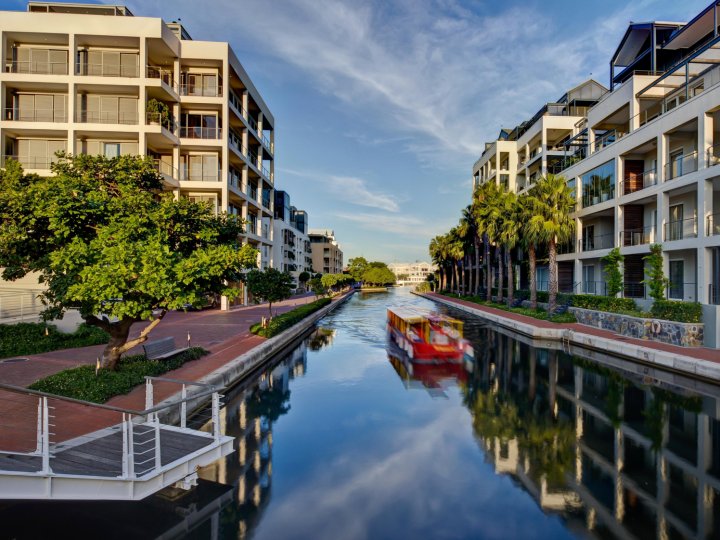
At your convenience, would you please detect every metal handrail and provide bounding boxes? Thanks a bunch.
[4,108,67,122]
[76,62,139,77]
[664,217,698,241]
[179,84,223,97]
[620,168,657,195]
[5,60,68,75]
[665,151,698,181]
[580,233,615,252]
[146,111,176,132]
[708,213,720,236]
[179,166,222,182]
[76,110,138,125]
[178,126,221,139]
[620,226,655,246]
[1,155,54,169]
[153,159,177,179]
[145,65,178,91]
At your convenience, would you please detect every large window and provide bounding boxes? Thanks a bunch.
[581,160,615,208]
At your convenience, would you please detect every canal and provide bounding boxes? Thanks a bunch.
[2,287,720,539]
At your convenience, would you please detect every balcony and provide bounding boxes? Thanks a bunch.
[146,66,177,92]
[664,217,697,241]
[146,112,176,133]
[581,233,614,252]
[179,75,223,97]
[665,151,697,181]
[153,159,177,180]
[178,126,221,139]
[582,281,607,295]
[620,226,654,246]
[619,168,657,195]
[5,59,68,75]
[179,165,221,182]
[4,108,66,122]
[707,214,720,236]
[77,110,138,125]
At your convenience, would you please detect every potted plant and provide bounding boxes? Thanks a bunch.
[146,98,170,127]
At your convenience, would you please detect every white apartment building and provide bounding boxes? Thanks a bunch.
[0,2,276,302]
[472,3,720,323]
[388,261,436,286]
[272,190,312,285]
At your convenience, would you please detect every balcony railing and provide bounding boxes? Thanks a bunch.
[76,62,139,77]
[4,108,67,122]
[710,284,720,306]
[178,126,221,139]
[707,213,720,236]
[582,281,607,295]
[1,155,54,169]
[76,110,138,125]
[557,240,575,254]
[667,282,696,301]
[664,217,697,241]
[665,151,698,181]
[179,166,221,182]
[179,84,222,97]
[623,282,646,299]
[620,168,657,195]
[146,112,176,133]
[581,233,614,252]
[5,60,68,75]
[621,226,655,246]
[594,129,626,152]
[146,66,177,91]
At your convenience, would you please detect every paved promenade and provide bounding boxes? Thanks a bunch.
[424,292,720,365]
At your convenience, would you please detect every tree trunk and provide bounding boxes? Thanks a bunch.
[529,243,537,309]
[88,311,167,370]
[459,259,465,295]
[474,238,481,296]
[548,238,558,313]
[497,247,504,303]
[506,247,514,306]
[484,234,491,301]
[453,262,460,294]
[268,301,273,319]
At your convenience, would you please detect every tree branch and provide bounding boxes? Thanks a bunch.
[85,314,112,332]
[115,310,168,355]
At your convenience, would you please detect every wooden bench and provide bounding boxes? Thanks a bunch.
[143,337,188,361]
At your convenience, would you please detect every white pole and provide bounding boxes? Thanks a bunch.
[121,413,128,478]
[35,398,42,453]
[145,379,153,419]
[180,384,187,429]
[212,392,220,441]
[41,397,50,473]
[154,420,162,471]
[127,417,135,478]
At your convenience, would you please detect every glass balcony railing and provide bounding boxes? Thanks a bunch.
[153,159,177,180]
[76,62,139,77]
[580,233,615,252]
[179,166,221,182]
[146,66,177,91]
[5,60,68,74]
[620,168,657,195]
[77,110,138,125]
[707,213,720,236]
[664,217,697,241]
[665,152,698,181]
[4,108,67,122]
[146,112,176,133]
[1,155,54,169]
[179,82,223,97]
[179,126,221,139]
[620,226,655,246]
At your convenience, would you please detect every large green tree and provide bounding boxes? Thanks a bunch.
[0,155,258,369]
[246,268,295,318]
[362,266,396,286]
[347,257,369,282]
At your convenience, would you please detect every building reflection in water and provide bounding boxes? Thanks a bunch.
[197,337,310,539]
[460,326,720,540]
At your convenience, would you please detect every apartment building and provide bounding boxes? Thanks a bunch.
[0,2,276,296]
[308,229,343,274]
[272,190,312,284]
[387,261,436,286]
[472,2,720,317]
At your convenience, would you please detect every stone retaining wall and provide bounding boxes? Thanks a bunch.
[572,307,704,348]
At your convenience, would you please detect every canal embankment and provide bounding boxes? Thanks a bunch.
[420,292,720,382]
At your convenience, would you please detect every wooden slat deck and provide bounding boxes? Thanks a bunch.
[0,424,214,477]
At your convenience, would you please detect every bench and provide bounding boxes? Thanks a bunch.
[143,336,188,361]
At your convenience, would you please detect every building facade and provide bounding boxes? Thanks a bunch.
[308,229,343,274]
[388,261,436,286]
[271,190,312,285]
[0,2,276,284]
[472,3,720,315]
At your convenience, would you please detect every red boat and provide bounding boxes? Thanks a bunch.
[386,307,473,362]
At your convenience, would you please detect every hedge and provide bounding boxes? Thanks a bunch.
[569,294,638,313]
[29,347,208,403]
[650,300,703,324]
[0,322,109,359]
[250,298,332,338]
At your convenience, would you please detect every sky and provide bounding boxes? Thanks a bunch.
[0,0,711,263]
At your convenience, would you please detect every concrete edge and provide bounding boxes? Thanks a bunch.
[419,293,720,383]
[156,291,355,423]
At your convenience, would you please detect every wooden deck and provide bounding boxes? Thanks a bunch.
[0,424,215,477]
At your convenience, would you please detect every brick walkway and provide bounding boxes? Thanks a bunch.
[426,292,720,364]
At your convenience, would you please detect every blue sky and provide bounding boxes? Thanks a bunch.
[0,0,711,263]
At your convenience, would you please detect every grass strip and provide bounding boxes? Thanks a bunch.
[250,298,332,338]
[29,347,208,403]
[439,293,577,324]
[0,322,109,359]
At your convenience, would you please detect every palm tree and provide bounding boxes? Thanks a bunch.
[519,193,542,309]
[498,191,521,306]
[447,227,464,294]
[429,234,450,292]
[474,182,501,301]
[462,204,481,296]
[528,174,575,313]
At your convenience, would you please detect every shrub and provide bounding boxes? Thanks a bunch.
[29,347,208,403]
[570,294,637,313]
[415,281,431,293]
[650,300,702,323]
[643,244,668,301]
[601,248,624,297]
[250,298,331,338]
[0,322,109,359]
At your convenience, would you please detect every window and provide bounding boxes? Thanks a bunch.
[581,160,615,208]
[668,204,683,241]
[583,265,596,294]
[103,143,121,158]
[669,149,684,179]
[582,225,595,251]
[669,260,684,299]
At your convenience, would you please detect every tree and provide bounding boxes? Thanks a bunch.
[520,193,542,309]
[429,234,450,291]
[0,154,258,370]
[362,266,396,286]
[347,257,369,282]
[308,277,327,298]
[246,268,294,317]
[528,175,576,313]
[602,248,624,297]
[474,181,502,300]
[462,204,481,296]
[396,273,410,281]
[643,244,668,301]
[497,191,521,306]
[298,271,311,289]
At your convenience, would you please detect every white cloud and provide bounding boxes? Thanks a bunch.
[334,211,452,240]
[327,175,399,212]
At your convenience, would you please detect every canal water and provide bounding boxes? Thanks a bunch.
[2,287,720,539]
